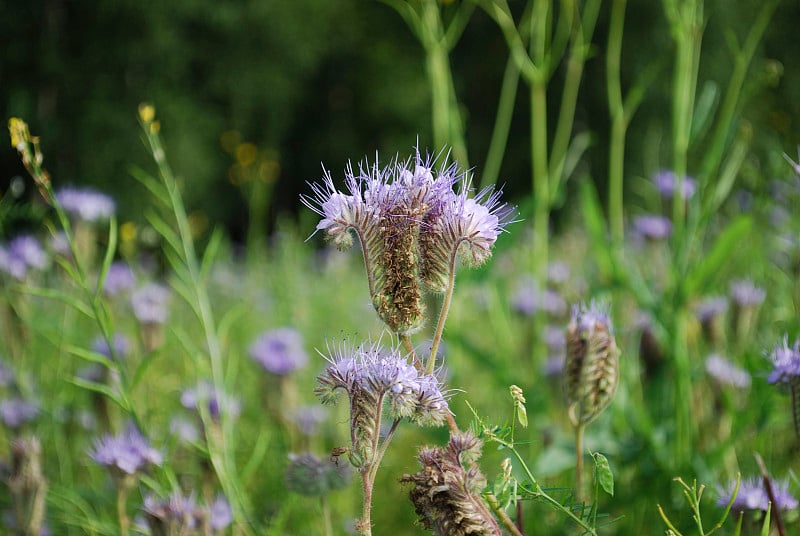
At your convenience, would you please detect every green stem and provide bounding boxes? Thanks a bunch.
[484,492,524,536]
[359,470,374,536]
[480,54,520,189]
[117,481,129,536]
[321,496,333,536]
[530,79,549,366]
[606,0,627,245]
[575,422,585,503]
[426,254,457,375]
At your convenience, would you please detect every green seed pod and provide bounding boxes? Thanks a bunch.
[564,303,620,426]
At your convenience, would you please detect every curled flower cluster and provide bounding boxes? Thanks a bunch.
[717,477,798,513]
[303,149,514,334]
[143,493,232,535]
[284,452,352,497]
[564,302,620,426]
[767,337,800,385]
[315,341,449,468]
[89,424,162,476]
[401,431,501,536]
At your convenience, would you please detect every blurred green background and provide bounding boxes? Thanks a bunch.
[2,0,799,239]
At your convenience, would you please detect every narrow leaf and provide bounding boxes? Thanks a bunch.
[685,216,752,295]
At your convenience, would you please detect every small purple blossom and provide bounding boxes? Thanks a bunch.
[653,170,697,199]
[56,187,116,222]
[570,301,613,335]
[0,235,48,280]
[249,328,308,375]
[633,214,673,240]
[767,337,800,385]
[91,334,131,360]
[316,340,449,426]
[547,261,571,285]
[181,382,241,421]
[89,424,163,475]
[694,296,729,322]
[130,283,171,324]
[717,477,798,512]
[0,398,39,428]
[705,354,751,389]
[170,416,200,444]
[511,276,567,317]
[103,261,136,296]
[729,279,766,307]
[290,405,327,437]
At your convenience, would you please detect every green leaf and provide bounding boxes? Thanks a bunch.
[593,452,614,497]
[578,178,612,278]
[685,216,752,295]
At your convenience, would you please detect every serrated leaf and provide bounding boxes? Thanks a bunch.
[593,452,614,496]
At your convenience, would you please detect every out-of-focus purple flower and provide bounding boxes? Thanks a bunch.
[143,493,202,531]
[694,296,729,322]
[285,452,353,496]
[209,495,233,531]
[103,261,136,296]
[0,359,14,388]
[547,261,570,285]
[512,276,567,317]
[767,337,800,385]
[291,405,327,437]
[0,398,39,428]
[653,170,696,199]
[56,187,116,222]
[130,283,171,324]
[9,235,48,270]
[169,416,199,444]
[717,477,798,512]
[633,215,673,240]
[543,355,565,377]
[91,334,131,360]
[544,324,566,351]
[0,235,48,280]
[89,423,162,475]
[48,231,70,258]
[181,382,241,422]
[249,328,308,376]
[705,354,751,389]
[729,279,766,307]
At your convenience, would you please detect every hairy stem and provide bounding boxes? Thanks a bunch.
[426,253,457,375]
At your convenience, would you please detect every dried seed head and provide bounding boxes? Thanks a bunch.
[401,431,501,536]
[8,436,48,536]
[564,302,620,426]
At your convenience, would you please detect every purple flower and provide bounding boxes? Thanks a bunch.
[181,382,241,421]
[143,493,202,530]
[653,170,696,199]
[89,424,163,475]
[209,495,233,531]
[570,301,613,335]
[717,477,798,512]
[547,261,571,285]
[705,354,751,388]
[91,334,131,360]
[633,215,672,240]
[316,340,449,427]
[56,187,116,222]
[130,283,171,324]
[767,337,800,385]
[103,261,136,296]
[729,279,766,307]
[694,296,729,322]
[0,235,48,280]
[544,324,566,351]
[0,398,39,428]
[511,276,567,317]
[169,416,200,444]
[290,405,327,437]
[249,328,308,375]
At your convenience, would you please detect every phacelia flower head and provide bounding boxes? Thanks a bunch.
[303,146,515,333]
[717,477,798,513]
[181,381,241,422]
[248,327,308,376]
[102,261,136,296]
[0,398,39,429]
[705,354,751,389]
[0,235,48,280]
[56,187,116,222]
[564,302,620,426]
[653,170,697,199]
[89,423,163,476]
[285,452,352,497]
[316,339,449,468]
[633,214,673,241]
[130,283,171,325]
[767,337,800,385]
[729,279,766,307]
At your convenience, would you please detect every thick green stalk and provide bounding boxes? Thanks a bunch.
[530,79,550,365]
[606,0,627,245]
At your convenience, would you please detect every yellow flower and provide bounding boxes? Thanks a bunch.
[8,117,29,150]
[138,103,155,124]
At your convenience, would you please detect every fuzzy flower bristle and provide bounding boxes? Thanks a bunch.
[401,431,501,536]
[564,302,620,426]
[303,146,515,330]
[315,340,450,469]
